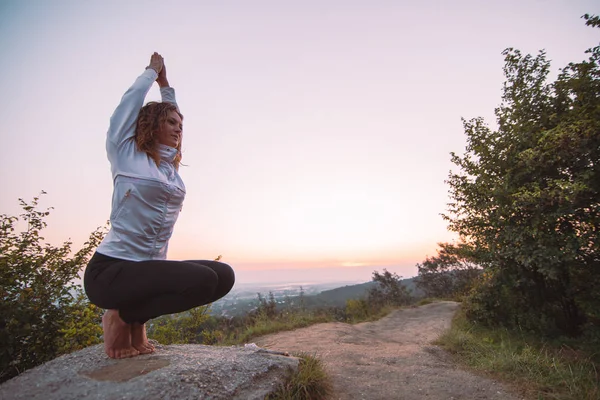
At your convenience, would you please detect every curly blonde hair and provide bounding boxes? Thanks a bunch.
[135,101,184,169]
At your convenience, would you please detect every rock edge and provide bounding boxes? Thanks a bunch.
[0,341,299,400]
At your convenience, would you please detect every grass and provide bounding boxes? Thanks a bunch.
[416,297,448,306]
[224,312,335,346]
[224,303,401,346]
[357,304,396,322]
[266,352,333,400]
[435,309,600,400]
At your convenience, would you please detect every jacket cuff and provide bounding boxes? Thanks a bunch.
[143,67,159,80]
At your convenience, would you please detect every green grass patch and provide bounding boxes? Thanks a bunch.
[436,309,600,400]
[266,352,333,400]
[224,312,334,346]
[416,298,436,306]
[416,297,448,306]
[356,304,395,322]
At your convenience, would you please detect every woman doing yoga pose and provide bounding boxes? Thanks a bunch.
[84,52,235,359]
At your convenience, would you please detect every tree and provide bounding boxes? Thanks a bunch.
[368,269,412,307]
[0,193,106,383]
[415,242,482,299]
[444,15,600,336]
[298,286,306,312]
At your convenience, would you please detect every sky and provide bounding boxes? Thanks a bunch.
[0,0,598,284]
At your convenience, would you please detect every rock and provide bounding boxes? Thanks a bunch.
[0,341,299,399]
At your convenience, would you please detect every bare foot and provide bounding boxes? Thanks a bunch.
[131,323,155,354]
[102,310,140,359]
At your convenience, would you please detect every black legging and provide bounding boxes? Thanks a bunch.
[84,252,235,324]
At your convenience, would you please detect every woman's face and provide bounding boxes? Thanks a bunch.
[157,110,183,148]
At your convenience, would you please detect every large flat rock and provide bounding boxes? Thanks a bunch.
[0,342,299,399]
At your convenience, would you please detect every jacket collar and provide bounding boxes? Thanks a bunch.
[157,144,178,163]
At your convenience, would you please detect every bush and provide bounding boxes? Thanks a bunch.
[415,242,482,300]
[345,299,369,322]
[58,292,103,353]
[147,306,212,344]
[0,193,105,383]
[368,269,412,307]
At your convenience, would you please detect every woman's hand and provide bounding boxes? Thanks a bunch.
[157,63,169,88]
[146,52,164,75]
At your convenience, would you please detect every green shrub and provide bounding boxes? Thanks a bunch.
[58,291,103,353]
[147,306,211,344]
[0,193,106,383]
[415,242,482,300]
[345,299,369,322]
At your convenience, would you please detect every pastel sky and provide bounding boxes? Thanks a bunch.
[1,0,598,283]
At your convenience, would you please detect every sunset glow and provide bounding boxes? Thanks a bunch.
[1,0,597,283]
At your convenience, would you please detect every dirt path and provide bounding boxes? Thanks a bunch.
[255,301,522,400]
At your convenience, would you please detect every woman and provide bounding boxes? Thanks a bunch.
[84,52,235,359]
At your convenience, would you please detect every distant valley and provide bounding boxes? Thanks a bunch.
[210,277,421,317]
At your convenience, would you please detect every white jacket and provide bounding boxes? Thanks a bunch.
[96,69,186,261]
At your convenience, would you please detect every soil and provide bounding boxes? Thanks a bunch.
[255,301,524,400]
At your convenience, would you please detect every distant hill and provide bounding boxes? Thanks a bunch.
[311,281,377,307]
[309,277,423,308]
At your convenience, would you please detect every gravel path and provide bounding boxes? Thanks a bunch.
[255,301,523,400]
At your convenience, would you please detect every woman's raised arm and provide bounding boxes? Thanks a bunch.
[157,61,179,110]
[107,53,164,147]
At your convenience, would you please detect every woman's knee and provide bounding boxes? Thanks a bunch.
[182,267,219,306]
[216,262,235,289]
[185,260,235,299]
[210,262,235,300]
[185,260,235,285]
